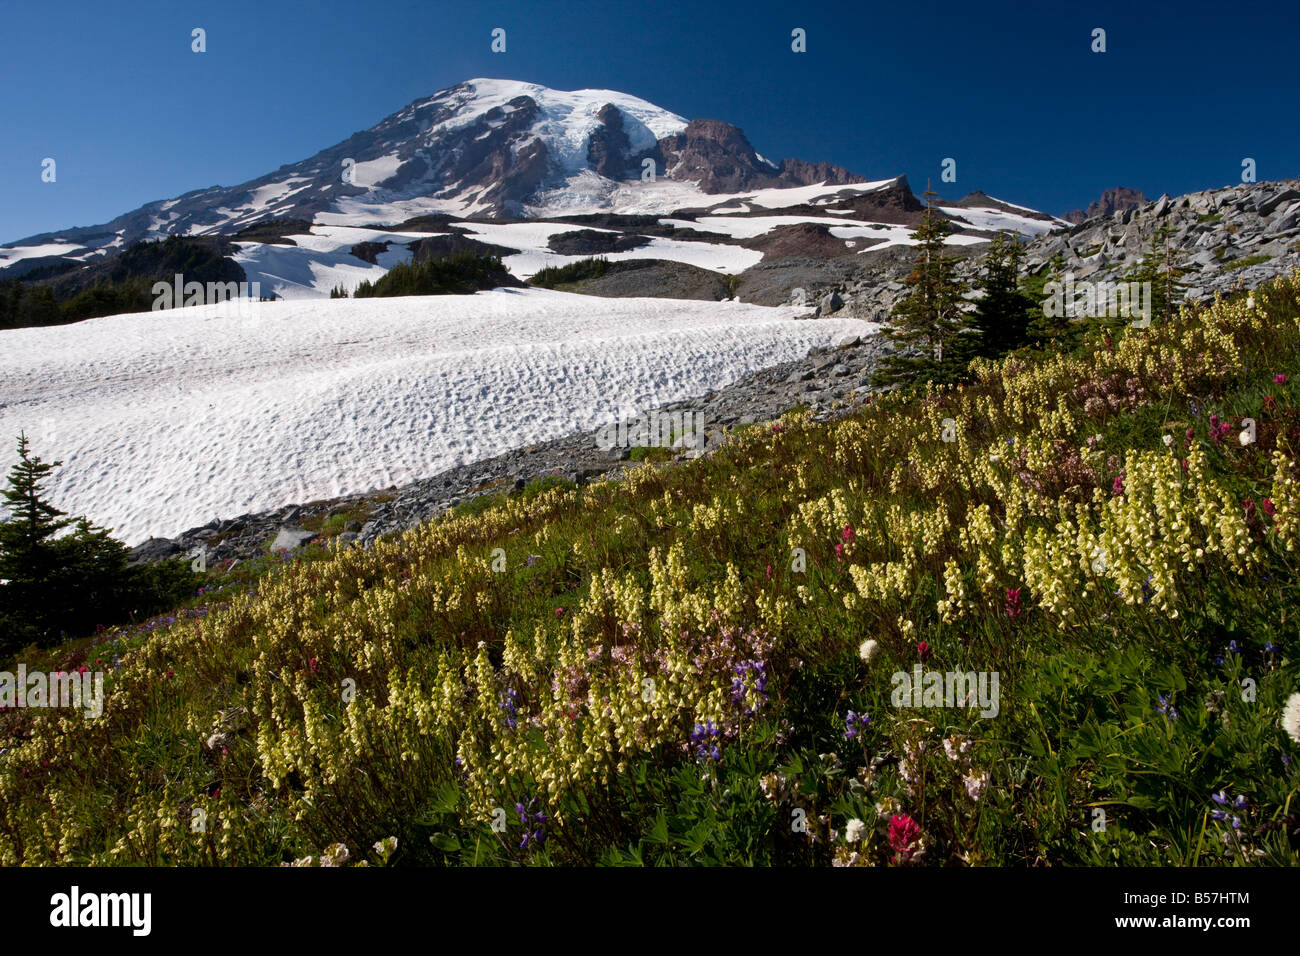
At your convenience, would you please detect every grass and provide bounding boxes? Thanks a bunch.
[1227,253,1274,271]
[2,275,1300,867]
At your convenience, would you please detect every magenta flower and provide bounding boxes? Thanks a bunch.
[841,524,855,543]
[1275,373,1287,385]
[888,814,922,859]
[1005,587,1022,619]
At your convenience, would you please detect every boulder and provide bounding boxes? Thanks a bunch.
[270,527,315,552]
[817,290,844,314]
[128,537,182,565]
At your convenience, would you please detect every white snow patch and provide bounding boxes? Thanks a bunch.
[938,206,1057,236]
[0,290,875,542]
[232,225,436,298]
[347,154,403,189]
[0,243,85,267]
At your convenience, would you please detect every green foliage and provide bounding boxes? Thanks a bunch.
[329,284,349,299]
[1227,253,1273,271]
[1023,253,1076,349]
[970,231,1037,360]
[353,253,511,298]
[628,445,672,463]
[1125,221,1189,327]
[0,235,246,329]
[5,275,1300,866]
[529,257,610,289]
[0,433,201,653]
[872,191,973,390]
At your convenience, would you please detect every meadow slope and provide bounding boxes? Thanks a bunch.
[2,274,1299,866]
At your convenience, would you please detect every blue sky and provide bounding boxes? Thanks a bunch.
[1,0,1296,243]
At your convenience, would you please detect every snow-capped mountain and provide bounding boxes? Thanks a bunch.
[1,79,1064,298]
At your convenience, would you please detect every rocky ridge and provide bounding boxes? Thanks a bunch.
[761,178,1300,321]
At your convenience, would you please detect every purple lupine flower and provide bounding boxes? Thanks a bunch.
[1156,694,1178,721]
[500,688,519,730]
[690,720,721,761]
[730,659,769,716]
[844,710,872,741]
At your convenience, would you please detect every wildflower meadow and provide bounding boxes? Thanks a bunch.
[2,274,1300,867]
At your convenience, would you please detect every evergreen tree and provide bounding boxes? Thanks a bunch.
[0,434,205,654]
[1024,253,1071,349]
[1126,221,1188,328]
[0,433,75,648]
[872,187,971,388]
[0,434,133,650]
[971,230,1035,359]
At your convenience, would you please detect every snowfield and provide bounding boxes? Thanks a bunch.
[0,289,876,543]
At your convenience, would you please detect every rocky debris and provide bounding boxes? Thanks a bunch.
[817,290,845,315]
[745,177,1300,320]
[1028,178,1300,301]
[408,232,520,262]
[743,222,853,260]
[349,240,391,265]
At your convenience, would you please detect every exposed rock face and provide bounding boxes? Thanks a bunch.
[1063,186,1148,225]
[835,175,927,225]
[407,232,520,262]
[658,119,867,194]
[743,222,852,259]
[586,103,660,180]
[546,229,651,255]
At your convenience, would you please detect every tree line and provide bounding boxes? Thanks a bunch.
[871,188,1187,390]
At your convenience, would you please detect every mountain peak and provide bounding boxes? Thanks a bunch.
[1063,185,1148,225]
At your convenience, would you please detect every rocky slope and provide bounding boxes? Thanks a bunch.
[753,177,1300,321]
